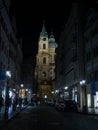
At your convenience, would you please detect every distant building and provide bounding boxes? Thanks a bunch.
[35,24,57,99]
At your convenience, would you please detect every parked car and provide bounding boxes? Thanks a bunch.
[55,99,78,112]
[55,100,65,111]
[45,99,54,106]
[63,100,78,112]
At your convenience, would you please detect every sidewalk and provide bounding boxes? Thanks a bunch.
[78,107,98,115]
[0,104,27,128]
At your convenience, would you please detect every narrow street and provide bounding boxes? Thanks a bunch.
[1,103,98,130]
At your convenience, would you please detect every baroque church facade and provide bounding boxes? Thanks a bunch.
[35,24,57,99]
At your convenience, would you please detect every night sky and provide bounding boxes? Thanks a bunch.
[12,0,98,60]
[12,0,71,59]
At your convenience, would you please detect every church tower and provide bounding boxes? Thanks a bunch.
[35,24,57,100]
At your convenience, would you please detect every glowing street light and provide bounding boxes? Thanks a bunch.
[20,84,24,87]
[6,71,11,78]
[64,86,68,90]
[80,80,86,85]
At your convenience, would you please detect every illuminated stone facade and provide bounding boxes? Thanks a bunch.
[35,24,57,99]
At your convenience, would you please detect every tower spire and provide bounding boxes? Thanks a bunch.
[50,29,54,38]
[40,22,48,37]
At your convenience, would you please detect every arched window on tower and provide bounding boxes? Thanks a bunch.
[43,57,46,64]
[42,72,46,77]
[43,43,46,49]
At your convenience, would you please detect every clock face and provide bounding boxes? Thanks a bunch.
[43,38,46,41]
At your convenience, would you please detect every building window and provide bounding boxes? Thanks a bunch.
[42,72,46,77]
[43,57,46,64]
[43,44,46,49]
[94,46,98,57]
[86,51,91,62]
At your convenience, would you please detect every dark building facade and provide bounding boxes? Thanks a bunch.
[55,3,98,111]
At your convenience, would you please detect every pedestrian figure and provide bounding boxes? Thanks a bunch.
[18,97,22,110]
[13,98,17,111]
[5,97,10,112]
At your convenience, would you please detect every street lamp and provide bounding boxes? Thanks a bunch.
[20,84,24,98]
[20,84,24,88]
[80,80,86,85]
[6,71,11,78]
[80,80,87,113]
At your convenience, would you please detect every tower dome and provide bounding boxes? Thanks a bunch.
[49,31,58,48]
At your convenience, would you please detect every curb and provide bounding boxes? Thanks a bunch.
[78,111,98,116]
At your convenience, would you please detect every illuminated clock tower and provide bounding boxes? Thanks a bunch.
[35,24,57,99]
